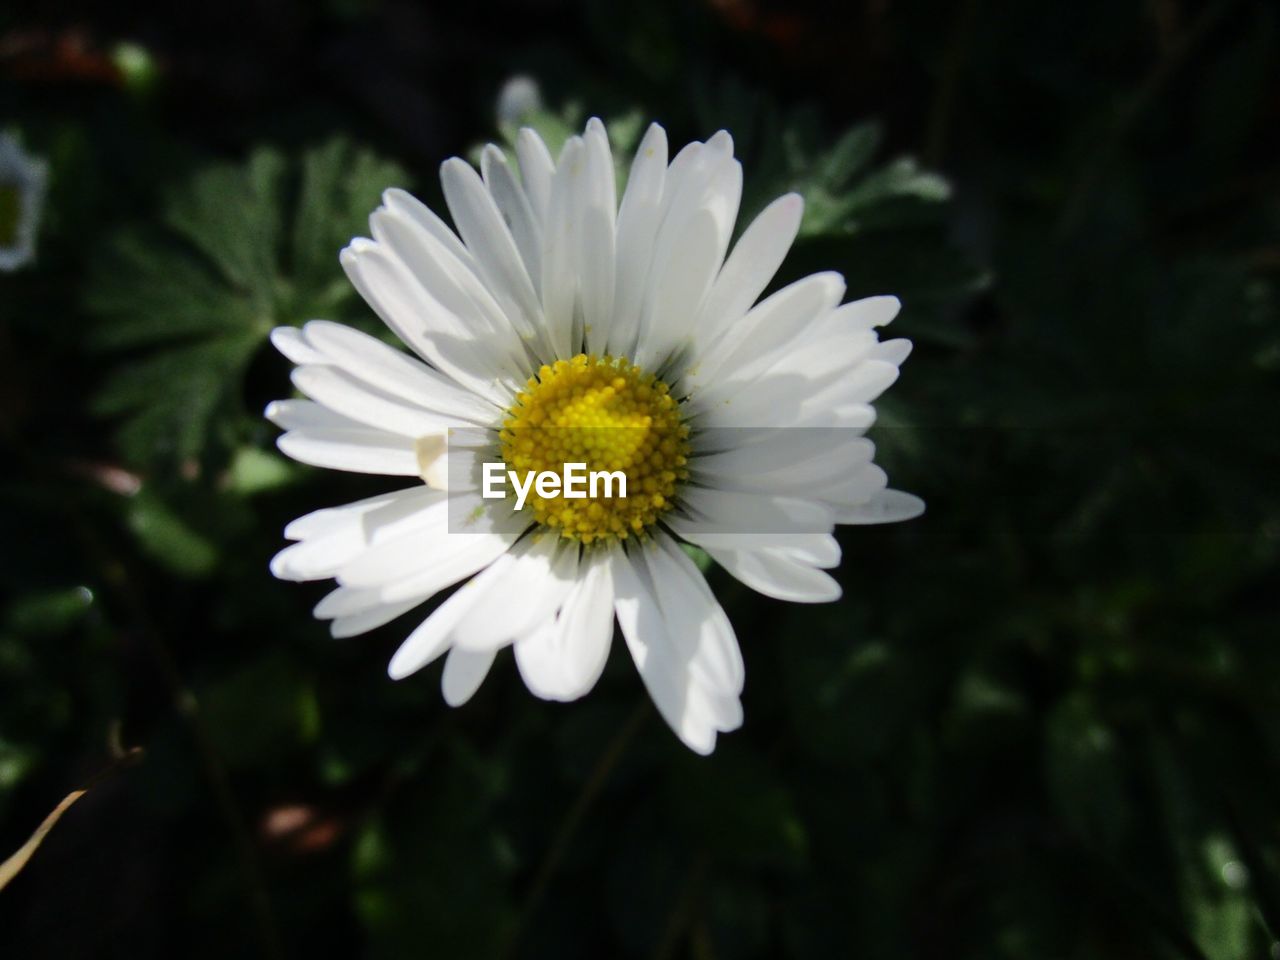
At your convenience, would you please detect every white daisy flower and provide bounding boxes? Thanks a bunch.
[267,118,923,753]
[0,132,49,273]
[495,75,543,127]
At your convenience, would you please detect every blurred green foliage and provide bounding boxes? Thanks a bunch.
[88,140,406,468]
[1,1,1278,958]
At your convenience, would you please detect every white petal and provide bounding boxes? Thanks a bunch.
[340,240,515,405]
[511,618,562,700]
[676,487,834,535]
[607,123,668,358]
[265,398,363,432]
[414,434,449,489]
[480,145,543,296]
[647,537,744,694]
[540,136,585,360]
[741,328,880,387]
[271,532,365,582]
[367,207,528,379]
[282,487,427,541]
[634,207,722,371]
[381,187,474,270]
[441,647,498,706]
[613,545,743,753]
[277,429,419,475]
[513,549,614,701]
[809,463,888,509]
[270,326,327,365]
[273,487,445,581]
[335,507,452,588]
[330,597,425,638]
[669,525,839,565]
[554,551,616,696]
[690,432,874,496]
[694,327,880,413]
[842,359,901,404]
[695,193,804,344]
[871,337,913,366]
[440,157,545,346]
[515,127,555,227]
[654,135,736,246]
[689,352,895,429]
[837,489,926,525]
[705,547,842,603]
[377,529,521,604]
[387,554,513,680]
[781,535,842,568]
[450,535,579,651]
[636,145,743,371]
[301,320,500,424]
[314,584,386,619]
[610,549,718,755]
[827,294,901,330]
[291,365,448,438]
[685,272,845,393]
[579,118,618,355]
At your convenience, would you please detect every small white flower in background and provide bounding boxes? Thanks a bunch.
[0,132,48,273]
[267,117,924,753]
[495,75,543,127]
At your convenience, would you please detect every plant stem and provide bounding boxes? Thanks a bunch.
[649,850,711,960]
[499,698,649,959]
[66,485,286,960]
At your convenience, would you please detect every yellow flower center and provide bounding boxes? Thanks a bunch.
[500,354,690,544]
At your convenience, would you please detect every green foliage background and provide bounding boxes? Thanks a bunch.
[1,1,1278,957]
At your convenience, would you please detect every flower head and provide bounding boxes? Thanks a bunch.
[0,132,48,273]
[495,75,543,127]
[267,118,923,753]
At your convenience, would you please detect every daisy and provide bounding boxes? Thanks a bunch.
[495,74,543,128]
[267,118,923,753]
[0,132,48,273]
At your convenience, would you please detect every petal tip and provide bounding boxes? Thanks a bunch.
[387,653,416,682]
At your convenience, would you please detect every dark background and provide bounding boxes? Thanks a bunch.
[2,0,1279,957]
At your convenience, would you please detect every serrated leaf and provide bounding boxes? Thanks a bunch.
[163,147,286,309]
[291,140,408,291]
[815,122,882,189]
[85,230,259,349]
[86,138,408,469]
[93,334,261,464]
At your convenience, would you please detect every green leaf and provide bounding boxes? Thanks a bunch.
[93,334,261,464]
[86,139,408,469]
[291,140,409,292]
[224,446,298,495]
[125,491,218,577]
[4,587,95,636]
[164,147,285,310]
[1043,693,1131,848]
[680,543,714,573]
[496,103,584,161]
